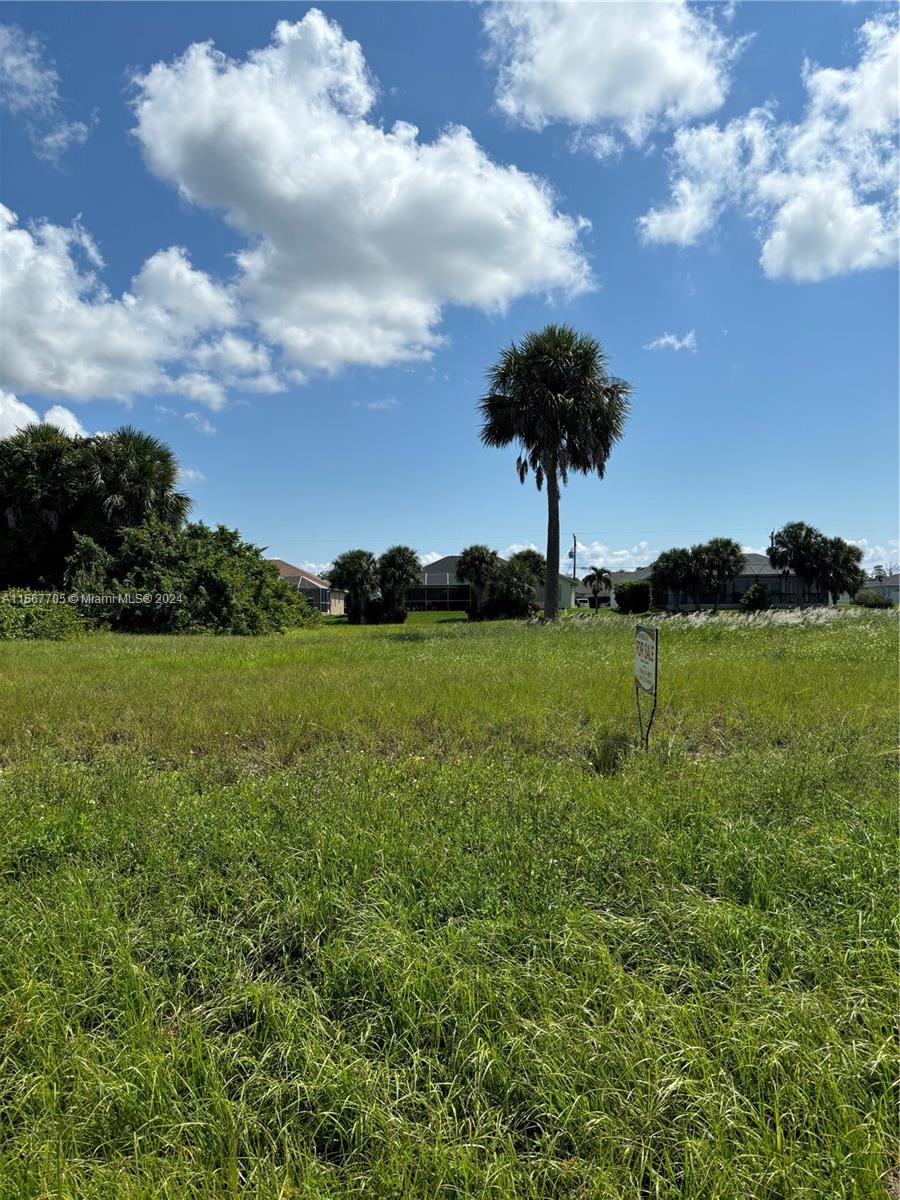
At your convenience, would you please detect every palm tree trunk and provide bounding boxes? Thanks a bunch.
[545,466,560,620]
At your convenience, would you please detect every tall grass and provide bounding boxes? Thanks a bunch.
[0,610,896,1197]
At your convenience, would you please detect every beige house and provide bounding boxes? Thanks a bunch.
[269,559,345,615]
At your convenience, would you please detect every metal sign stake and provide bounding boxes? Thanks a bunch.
[634,625,659,751]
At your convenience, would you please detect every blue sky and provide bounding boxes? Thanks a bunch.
[1,2,897,575]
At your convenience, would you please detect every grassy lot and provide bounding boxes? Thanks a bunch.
[0,610,896,1198]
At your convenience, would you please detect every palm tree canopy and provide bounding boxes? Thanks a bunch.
[582,567,611,593]
[90,426,191,530]
[479,324,631,489]
[507,548,546,584]
[768,522,825,585]
[328,549,379,597]
[457,544,501,589]
[377,545,422,601]
[699,537,745,587]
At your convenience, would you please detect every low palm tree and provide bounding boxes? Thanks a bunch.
[377,545,422,618]
[582,566,611,609]
[507,548,545,585]
[816,536,864,606]
[457,544,501,617]
[650,547,694,612]
[479,324,631,619]
[699,537,745,611]
[769,522,826,606]
[329,549,379,624]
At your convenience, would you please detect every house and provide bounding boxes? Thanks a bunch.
[579,553,832,610]
[864,573,899,603]
[268,559,345,615]
[405,554,580,612]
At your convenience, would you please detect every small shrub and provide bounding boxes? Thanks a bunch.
[614,579,651,614]
[852,588,894,609]
[740,583,772,612]
[0,594,87,640]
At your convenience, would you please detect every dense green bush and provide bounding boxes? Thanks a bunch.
[0,594,88,640]
[614,579,651,614]
[852,588,894,609]
[62,523,319,635]
[740,583,772,611]
[480,560,534,620]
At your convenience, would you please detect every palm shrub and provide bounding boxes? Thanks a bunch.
[329,549,380,624]
[457,544,501,619]
[507,549,546,585]
[479,324,631,620]
[650,548,693,612]
[614,579,651,614]
[377,545,421,623]
[483,559,534,619]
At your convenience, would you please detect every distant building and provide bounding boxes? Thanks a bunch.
[268,559,345,615]
[580,553,833,610]
[405,554,580,612]
[864,573,899,604]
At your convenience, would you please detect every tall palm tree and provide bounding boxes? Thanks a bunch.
[88,426,191,534]
[650,547,693,612]
[479,325,631,619]
[582,566,611,609]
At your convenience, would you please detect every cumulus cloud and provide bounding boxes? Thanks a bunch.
[419,551,445,566]
[0,205,238,403]
[0,389,88,438]
[577,540,653,573]
[131,10,591,375]
[483,1,739,142]
[176,465,206,485]
[640,15,899,281]
[0,23,93,161]
[184,411,217,435]
[644,330,697,352]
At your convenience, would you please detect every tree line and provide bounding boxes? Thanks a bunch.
[328,545,547,624]
[0,424,314,634]
[649,524,865,611]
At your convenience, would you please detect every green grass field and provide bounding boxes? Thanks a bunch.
[0,609,896,1198]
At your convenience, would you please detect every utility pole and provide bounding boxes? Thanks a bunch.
[571,533,577,584]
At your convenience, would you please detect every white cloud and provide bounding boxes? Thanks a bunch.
[0,205,236,403]
[365,396,399,412]
[176,465,206,485]
[419,551,445,566]
[849,537,899,571]
[184,411,216,435]
[131,10,591,375]
[0,23,92,161]
[575,540,653,573]
[644,329,697,352]
[500,542,540,559]
[640,15,899,282]
[483,1,739,142]
[0,24,57,115]
[0,389,87,438]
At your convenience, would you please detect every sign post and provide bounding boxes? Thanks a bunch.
[634,625,658,750]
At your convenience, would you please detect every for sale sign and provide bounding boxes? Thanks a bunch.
[635,625,658,696]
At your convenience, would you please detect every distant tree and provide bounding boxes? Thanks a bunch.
[739,582,771,612]
[582,566,611,609]
[484,558,534,620]
[329,549,379,624]
[507,548,546,585]
[650,548,694,611]
[816,536,865,606]
[768,522,827,606]
[377,545,421,621]
[872,564,886,581]
[479,324,631,620]
[457,544,501,617]
[614,578,651,614]
[696,537,745,611]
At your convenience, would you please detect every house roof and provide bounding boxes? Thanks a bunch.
[268,558,333,589]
